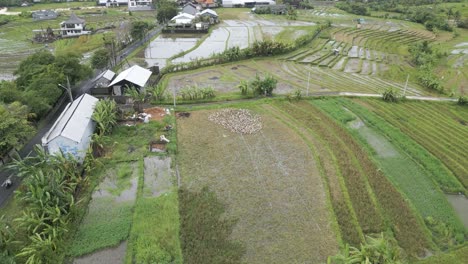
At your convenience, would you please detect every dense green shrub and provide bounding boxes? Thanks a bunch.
[382,88,400,102]
[179,85,215,100]
[458,96,467,106]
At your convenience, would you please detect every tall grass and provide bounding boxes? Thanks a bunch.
[126,191,182,264]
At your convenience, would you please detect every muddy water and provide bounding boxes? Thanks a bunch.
[446,194,468,229]
[73,241,127,264]
[144,35,200,68]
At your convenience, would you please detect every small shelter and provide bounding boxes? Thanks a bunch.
[41,94,99,163]
[60,13,91,37]
[108,65,152,95]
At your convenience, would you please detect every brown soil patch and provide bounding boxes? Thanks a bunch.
[143,107,167,121]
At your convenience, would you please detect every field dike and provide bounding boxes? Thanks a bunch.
[176,109,338,263]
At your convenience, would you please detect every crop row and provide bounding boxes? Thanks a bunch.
[263,104,363,246]
[318,98,466,236]
[277,100,432,256]
[362,100,468,188]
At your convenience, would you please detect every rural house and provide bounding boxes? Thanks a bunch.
[199,9,219,24]
[41,94,99,163]
[196,0,218,8]
[181,2,199,16]
[59,13,91,37]
[222,0,276,8]
[128,0,153,11]
[108,65,152,95]
[32,10,58,21]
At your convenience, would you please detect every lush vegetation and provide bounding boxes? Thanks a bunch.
[0,102,35,157]
[312,98,465,245]
[269,100,432,256]
[178,85,215,100]
[126,190,182,264]
[356,99,468,190]
[3,147,85,263]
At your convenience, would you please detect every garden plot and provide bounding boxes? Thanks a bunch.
[145,36,200,68]
[70,162,139,259]
[177,109,338,264]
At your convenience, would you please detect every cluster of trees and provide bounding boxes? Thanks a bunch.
[237,74,278,97]
[0,51,91,157]
[156,0,178,24]
[0,51,92,119]
[409,41,445,93]
[336,2,370,16]
[336,0,466,31]
[1,147,85,263]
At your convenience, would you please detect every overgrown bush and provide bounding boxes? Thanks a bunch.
[458,96,467,106]
[382,88,400,102]
[250,74,278,96]
[179,85,215,100]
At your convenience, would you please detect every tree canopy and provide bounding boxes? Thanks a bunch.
[156,1,178,24]
[0,102,35,156]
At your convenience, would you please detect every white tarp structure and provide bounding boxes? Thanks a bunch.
[170,13,196,25]
[108,65,152,88]
[42,94,99,163]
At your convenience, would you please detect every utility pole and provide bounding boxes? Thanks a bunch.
[403,74,409,97]
[58,76,73,103]
[307,71,310,97]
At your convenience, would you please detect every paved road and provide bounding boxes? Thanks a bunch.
[0,26,162,208]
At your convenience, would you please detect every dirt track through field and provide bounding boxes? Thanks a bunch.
[177,109,338,263]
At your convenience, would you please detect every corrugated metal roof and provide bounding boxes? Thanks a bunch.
[172,13,196,20]
[42,94,99,145]
[108,65,152,88]
[200,9,218,16]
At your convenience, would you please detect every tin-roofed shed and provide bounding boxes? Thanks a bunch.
[41,94,99,162]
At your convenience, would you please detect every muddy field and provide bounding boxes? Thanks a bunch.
[177,109,338,263]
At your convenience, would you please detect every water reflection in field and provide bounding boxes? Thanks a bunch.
[144,35,200,68]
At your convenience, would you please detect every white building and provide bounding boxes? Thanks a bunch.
[42,94,99,163]
[170,13,195,25]
[59,13,91,38]
[128,0,153,10]
[108,65,152,95]
[98,0,129,6]
[222,0,275,7]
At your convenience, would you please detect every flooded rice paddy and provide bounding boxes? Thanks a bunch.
[145,19,315,68]
[144,36,200,69]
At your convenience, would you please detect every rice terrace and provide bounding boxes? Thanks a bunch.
[1,1,468,264]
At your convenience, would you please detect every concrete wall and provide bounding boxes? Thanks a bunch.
[47,121,95,163]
